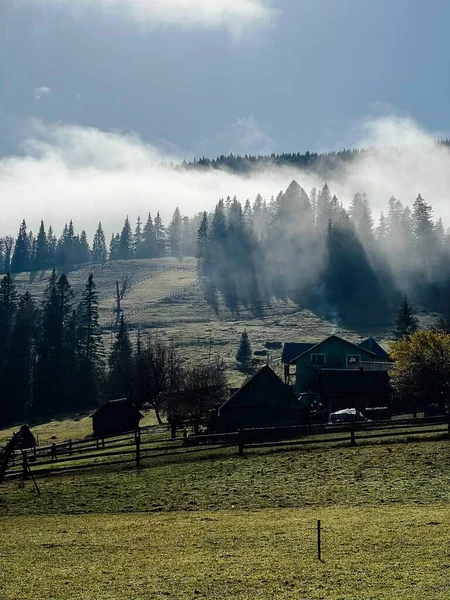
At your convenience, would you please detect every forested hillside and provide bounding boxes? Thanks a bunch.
[2,179,449,323]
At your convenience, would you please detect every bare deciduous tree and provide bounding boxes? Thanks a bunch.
[114,276,132,329]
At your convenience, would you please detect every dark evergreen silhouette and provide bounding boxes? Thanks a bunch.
[168,207,183,259]
[108,314,134,401]
[4,292,38,422]
[34,221,49,271]
[118,216,133,260]
[11,220,30,273]
[154,212,167,258]
[394,295,419,339]
[236,331,252,371]
[76,273,105,408]
[92,222,107,263]
[141,213,158,258]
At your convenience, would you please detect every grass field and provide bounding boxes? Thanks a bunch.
[2,505,450,600]
[2,260,447,598]
[2,411,450,599]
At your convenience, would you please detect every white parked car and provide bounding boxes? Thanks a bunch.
[328,408,370,424]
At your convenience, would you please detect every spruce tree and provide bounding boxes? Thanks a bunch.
[55,223,69,266]
[33,270,75,416]
[77,230,91,264]
[3,292,38,423]
[168,207,183,259]
[0,273,19,374]
[34,221,48,271]
[10,220,30,273]
[197,212,209,278]
[118,216,132,260]
[107,313,134,400]
[236,331,252,372]
[109,233,120,261]
[154,212,167,258]
[141,213,157,258]
[181,216,194,257]
[47,225,57,265]
[92,222,107,263]
[394,295,419,340]
[76,273,105,407]
[133,216,143,258]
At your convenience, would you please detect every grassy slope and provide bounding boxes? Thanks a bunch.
[7,257,440,388]
[1,438,450,599]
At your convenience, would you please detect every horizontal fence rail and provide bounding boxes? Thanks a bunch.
[3,415,450,482]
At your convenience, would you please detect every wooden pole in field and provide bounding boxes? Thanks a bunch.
[317,519,322,561]
[135,427,141,469]
[350,420,356,446]
[238,429,244,456]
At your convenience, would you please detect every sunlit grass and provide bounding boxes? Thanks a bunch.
[0,410,160,447]
[1,506,449,600]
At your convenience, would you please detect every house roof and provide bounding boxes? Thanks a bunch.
[90,398,144,419]
[219,365,294,411]
[282,342,315,364]
[320,368,391,395]
[358,337,390,360]
[288,334,376,364]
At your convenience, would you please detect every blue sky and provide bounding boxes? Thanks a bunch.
[2,0,450,237]
[2,0,450,158]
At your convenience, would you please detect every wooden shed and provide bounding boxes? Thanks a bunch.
[216,365,302,432]
[91,399,143,437]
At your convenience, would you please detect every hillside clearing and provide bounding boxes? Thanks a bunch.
[5,257,441,386]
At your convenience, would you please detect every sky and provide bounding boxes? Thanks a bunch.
[2,0,450,236]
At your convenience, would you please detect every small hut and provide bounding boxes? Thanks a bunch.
[91,399,143,437]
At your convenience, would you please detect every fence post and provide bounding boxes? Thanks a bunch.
[317,519,322,561]
[238,429,244,456]
[350,420,356,447]
[135,427,141,469]
[22,451,28,480]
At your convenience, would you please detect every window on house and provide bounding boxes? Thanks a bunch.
[311,354,326,366]
[346,354,361,367]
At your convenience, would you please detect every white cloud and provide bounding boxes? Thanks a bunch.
[0,119,288,238]
[22,0,275,33]
[3,116,450,242]
[33,86,51,101]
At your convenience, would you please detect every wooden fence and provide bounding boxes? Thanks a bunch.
[4,415,450,481]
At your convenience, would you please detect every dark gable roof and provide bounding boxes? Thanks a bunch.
[320,368,391,395]
[358,337,390,360]
[90,398,143,419]
[219,364,294,411]
[288,335,376,364]
[282,342,315,364]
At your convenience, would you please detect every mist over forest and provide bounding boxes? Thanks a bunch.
[3,116,450,241]
[2,176,449,326]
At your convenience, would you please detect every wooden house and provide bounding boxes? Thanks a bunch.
[319,368,392,413]
[216,365,302,432]
[91,399,143,437]
[358,337,390,361]
[286,335,376,394]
